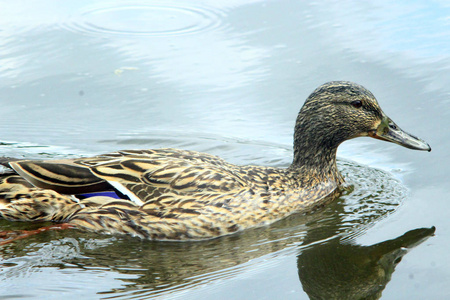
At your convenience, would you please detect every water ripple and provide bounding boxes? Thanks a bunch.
[62,3,226,37]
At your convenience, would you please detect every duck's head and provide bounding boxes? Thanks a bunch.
[293,81,430,167]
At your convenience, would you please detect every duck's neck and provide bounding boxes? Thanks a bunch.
[292,143,337,168]
[290,143,341,183]
[288,114,345,186]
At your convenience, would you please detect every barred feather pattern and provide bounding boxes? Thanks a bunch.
[0,149,341,240]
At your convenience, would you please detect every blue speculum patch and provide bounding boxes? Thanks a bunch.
[77,191,123,199]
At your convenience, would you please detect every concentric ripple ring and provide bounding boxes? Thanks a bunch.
[64,4,224,36]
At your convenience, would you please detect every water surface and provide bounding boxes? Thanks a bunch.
[0,1,448,299]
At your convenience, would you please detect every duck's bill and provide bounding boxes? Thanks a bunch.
[368,115,431,152]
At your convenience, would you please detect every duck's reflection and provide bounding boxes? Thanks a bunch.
[297,226,435,300]
[0,216,434,299]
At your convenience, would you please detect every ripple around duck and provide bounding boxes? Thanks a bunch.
[335,159,407,240]
[62,3,225,37]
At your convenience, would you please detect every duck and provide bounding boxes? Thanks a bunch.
[0,81,431,241]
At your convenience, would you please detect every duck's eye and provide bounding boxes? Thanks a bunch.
[351,100,363,108]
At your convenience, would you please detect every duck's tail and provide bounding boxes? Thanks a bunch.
[0,157,20,174]
[0,174,147,236]
[0,176,171,240]
[0,157,13,168]
[0,174,83,222]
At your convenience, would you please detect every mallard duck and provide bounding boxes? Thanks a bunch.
[0,81,430,241]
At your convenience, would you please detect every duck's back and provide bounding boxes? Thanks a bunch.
[0,148,339,240]
[8,149,245,195]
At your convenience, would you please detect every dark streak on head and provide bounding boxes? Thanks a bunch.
[291,81,385,176]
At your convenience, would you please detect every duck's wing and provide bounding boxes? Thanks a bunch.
[84,149,249,207]
[7,149,248,205]
[8,158,109,194]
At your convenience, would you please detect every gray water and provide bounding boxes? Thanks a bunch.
[0,1,448,299]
